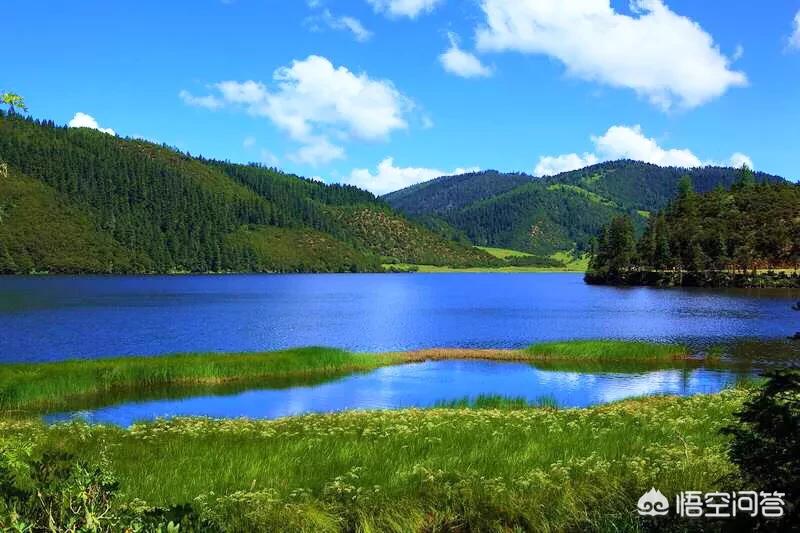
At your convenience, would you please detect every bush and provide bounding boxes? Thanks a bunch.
[0,444,198,532]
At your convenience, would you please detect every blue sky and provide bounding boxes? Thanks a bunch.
[3,0,799,193]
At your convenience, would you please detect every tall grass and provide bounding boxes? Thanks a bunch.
[0,389,747,532]
[0,347,403,412]
[1,340,694,413]
[526,339,690,361]
[433,394,558,409]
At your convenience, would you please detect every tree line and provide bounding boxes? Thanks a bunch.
[587,169,800,286]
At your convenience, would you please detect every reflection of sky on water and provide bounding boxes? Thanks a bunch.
[46,360,752,427]
[1,273,798,362]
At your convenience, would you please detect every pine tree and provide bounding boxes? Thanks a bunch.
[605,216,637,279]
[0,240,17,273]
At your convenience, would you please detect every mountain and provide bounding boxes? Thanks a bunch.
[0,112,495,274]
[383,160,789,256]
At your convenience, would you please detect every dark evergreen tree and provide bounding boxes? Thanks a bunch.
[722,370,800,529]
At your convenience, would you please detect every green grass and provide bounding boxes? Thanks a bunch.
[475,246,533,259]
[0,347,404,413]
[526,340,690,361]
[546,183,618,208]
[0,389,750,531]
[550,250,590,271]
[383,263,572,273]
[435,394,559,409]
[0,341,696,413]
[388,249,590,272]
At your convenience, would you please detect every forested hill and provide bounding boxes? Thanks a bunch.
[0,112,495,274]
[586,177,800,287]
[383,160,788,256]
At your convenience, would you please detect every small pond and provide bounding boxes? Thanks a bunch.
[46,360,756,427]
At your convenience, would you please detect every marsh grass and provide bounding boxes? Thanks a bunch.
[0,389,748,532]
[1,341,700,413]
[433,394,558,409]
[0,347,404,412]
[526,340,690,361]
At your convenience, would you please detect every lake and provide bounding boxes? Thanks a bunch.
[1,273,798,362]
[45,359,752,426]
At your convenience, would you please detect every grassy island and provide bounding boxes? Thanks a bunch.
[1,340,691,413]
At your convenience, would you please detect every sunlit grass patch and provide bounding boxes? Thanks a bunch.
[433,394,558,409]
[526,339,690,361]
[0,347,403,412]
[0,389,749,532]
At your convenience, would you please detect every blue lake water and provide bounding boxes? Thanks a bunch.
[1,273,798,362]
[45,360,751,427]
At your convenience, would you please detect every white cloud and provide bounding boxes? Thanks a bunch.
[439,32,492,78]
[790,10,800,50]
[343,157,479,195]
[180,55,411,166]
[308,9,372,42]
[259,149,280,166]
[288,136,345,166]
[243,136,257,148]
[535,124,750,176]
[179,90,224,110]
[367,0,443,18]
[534,153,599,176]
[67,112,115,135]
[729,152,753,169]
[476,0,747,110]
[592,125,702,167]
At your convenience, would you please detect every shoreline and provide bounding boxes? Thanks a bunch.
[0,341,692,413]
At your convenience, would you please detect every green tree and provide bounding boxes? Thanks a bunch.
[605,215,637,277]
[0,241,17,273]
[677,174,695,201]
[652,214,672,270]
[722,370,800,528]
[1,92,27,114]
[733,163,755,190]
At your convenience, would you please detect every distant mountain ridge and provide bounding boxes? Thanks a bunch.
[0,112,494,273]
[383,160,789,256]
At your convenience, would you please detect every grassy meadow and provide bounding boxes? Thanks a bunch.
[0,388,750,531]
[384,247,590,272]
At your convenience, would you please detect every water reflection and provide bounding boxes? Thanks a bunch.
[46,360,756,427]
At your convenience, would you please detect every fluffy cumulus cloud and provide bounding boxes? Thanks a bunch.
[344,157,479,195]
[180,55,411,166]
[729,152,754,169]
[791,10,800,50]
[534,153,599,177]
[366,0,442,19]
[591,125,702,167]
[67,112,116,135]
[535,125,752,176]
[476,0,746,110]
[439,33,492,78]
